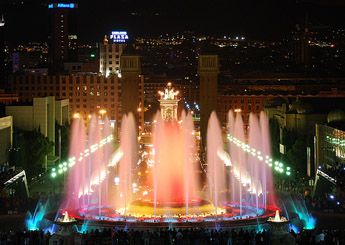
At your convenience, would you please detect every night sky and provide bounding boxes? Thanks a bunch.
[1,0,345,45]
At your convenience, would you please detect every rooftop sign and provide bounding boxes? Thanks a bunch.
[109,31,129,43]
[48,3,77,9]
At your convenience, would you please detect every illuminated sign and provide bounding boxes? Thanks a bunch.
[48,3,77,9]
[109,31,129,43]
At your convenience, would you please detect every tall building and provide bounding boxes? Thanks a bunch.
[48,2,78,73]
[120,43,143,129]
[0,14,5,88]
[99,31,129,77]
[198,44,219,148]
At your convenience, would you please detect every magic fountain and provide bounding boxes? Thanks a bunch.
[50,83,279,228]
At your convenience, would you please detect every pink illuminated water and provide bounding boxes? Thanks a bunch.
[151,111,199,216]
[62,108,275,219]
[226,110,275,213]
[61,115,113,214]
[117,113,137,217]
[207,112,226,216]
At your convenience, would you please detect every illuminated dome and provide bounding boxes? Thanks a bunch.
[327,109,345,123]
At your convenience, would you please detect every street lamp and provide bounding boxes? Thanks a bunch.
[99,109,106,121]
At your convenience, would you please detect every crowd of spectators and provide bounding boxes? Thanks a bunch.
[2,226,345,244]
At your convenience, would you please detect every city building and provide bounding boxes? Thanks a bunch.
[63,61,98,74]
[218,95,268,126]
[9,75,122,125]
[99,31,129,77]
[6,96,69,169]
[0,116,13,165]
[316,110,345,169]
[0,89,18,105]
[48,2,78,73]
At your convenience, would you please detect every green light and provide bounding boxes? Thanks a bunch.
[279,168,283,173]
[63,167,67,171]
[58,169,63,174]
[287,167,291,170]
[279,163,283,167]
[91,54,95,57]
[286,172,291,176]
[59,164,63,168]
[52,168,56,172]
[63,162,67,166]
[51,172,57,178]
[274,161,278,166]
[274,166,279,171]
[269,163,272,167]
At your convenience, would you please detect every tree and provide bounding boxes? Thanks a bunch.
[14,129,54,179]
[286,137,307,177]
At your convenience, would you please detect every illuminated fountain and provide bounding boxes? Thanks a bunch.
[49,83,280,228]
[49,211,79,244]
[266,210,295,244]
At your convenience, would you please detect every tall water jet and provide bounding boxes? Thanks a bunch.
[260,111,274,207]
[151,111,199,217]
[207,111,226,217]
[102,115,112,203]
[117,113,137,218]
[62,117,86,210]
[228,110,235,203]
[61,113,113,215]
[248,113,262,214]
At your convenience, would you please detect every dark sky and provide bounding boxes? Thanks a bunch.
[1,0,345,45]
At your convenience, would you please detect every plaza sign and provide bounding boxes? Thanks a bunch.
[110,31,129,43]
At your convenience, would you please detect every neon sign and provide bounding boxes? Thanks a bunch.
[109,31,129,43]
[48,3,76,9]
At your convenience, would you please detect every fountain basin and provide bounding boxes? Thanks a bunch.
[124,199,221,217]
